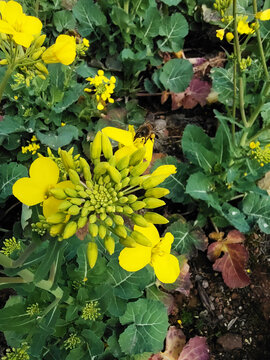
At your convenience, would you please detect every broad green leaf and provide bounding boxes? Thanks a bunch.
[141,7,161,42]
[186,172,221,210]
[214,110,239,157]
[0,162,28,203]
[37,125,79,150]
[221,203,250,233]
[0,115,25,136]
[82,329,104,356]
[53,83,84,113]
[160,0,182,4]
[242,193,270,234]
[159,59,193,92]
[182,125,216,171]
[76,62,97,78]
[151,156,190,203]
[261,102,270,126]
[107,259,154,299]
[158,13,188,52]
[21,204,32,230]
[111,6,136,42]
[48,64,65,89]
[66,346,85,360]
[119,299,168,354]
[212,123,230,164]
[211,67,234,107]
[0,304,35,333]
[72,0,106,36]
[106,292,127,317]
[167,220,208,256]
[53,10,76,32]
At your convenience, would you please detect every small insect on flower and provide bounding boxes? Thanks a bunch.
[134,122,155,143]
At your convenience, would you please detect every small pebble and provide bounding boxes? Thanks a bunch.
[202,280,209,288]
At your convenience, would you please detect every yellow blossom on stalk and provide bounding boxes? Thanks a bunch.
[84,70,116,110]
[21,142,40,155]
[102,125,155,162]
[0,0,42,48]
[216,29,225,40]
[119,224,180,283]
[250,141,270,166]
[237,16,255,35]
[0,237,20,256]
[42,34,76,65]
[256,9,270,21]
[226,32,234,42]
[12,157,60,206]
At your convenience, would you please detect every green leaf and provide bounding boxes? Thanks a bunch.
[21,204,32,230]
[0,304,35,333]
[167,220,208,256]
[182,125,216,171]
[76,63,97,78]
[119,299,169,354]
[53,83,84,113]
[107,259,154,299]
[0,115,25,136]
[221,203,250,233]
[211,67,234,107]
[73,0,106,36]
[53,10,76,32]
[242,193,270,234]
[261,102,270,126]
[106,291,127,317]
[141,7,161,42]
[0,162,28,203]
[160,0,182,4]
[212,122,231,164]
[159,59,193,92]
[82,329,104,356]
[66,346,85,360]
[186,172,221,210]
[151,156,190,203]
[37,125,79,150]
[158,13,188,52]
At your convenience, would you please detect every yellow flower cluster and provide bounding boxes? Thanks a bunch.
[76,37,90,56]
[84,70,116,110]
[0,236,20,256]
[21,135,40,155]
[250,141,270,166]
[237,16,255,35]
[256,9,270,21]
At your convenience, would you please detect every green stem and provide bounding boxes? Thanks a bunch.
[12,242,38,268]
[0,277,26,284]
[252,0,269,79]
[123,0,129,13]
[233,0,248,127]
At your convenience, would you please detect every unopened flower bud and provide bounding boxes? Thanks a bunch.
[142,175,167,190]
[113,214,124,225]
[144,212,169,224]
[122,177,130,187]
[98,224,107,239]
[0,59,8,65]
[129,147,146,166]
[78,190,88,198]
[121,168,130,179]
[78,216,88,229]
[115,183,122,191]
[34,34,46,48]
[32,49,44,60]
[130,161,150,176]
[119,236,137,248]
[50,223,65,237]
[69,169,81,185]
[47,212,66,224]
[123,205,133,214]
[145,187,170,198]
[64,188,78,197]
[63,221,78,239]
[101,132,113,160]
[119,196,128,204]
[129,176,141,187]
[116,155,130,171]
[87,242,98,268]
[91,131,102,160]
[35,62,49,75]
[143,198,166,209]
[131,201,146,211]
[68,205,81,215]
[132,214,149,227]
[108,156,116,167]
[89,223,99,237]
[50,188,67,199]
[89,214,97,224]
[58,200,72,211]
[94,162,109,177]
[104,236,115,255]
[70,198,84,206]
[75,185,84,191]
[108,165,121,183]
[105,217,113,227]
[127,195,137,203]
[114,225,127,238]
[131,230,152,247]
[60,150,75,170]
[80,158,92,181]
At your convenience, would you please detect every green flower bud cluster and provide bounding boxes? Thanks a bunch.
[42,131,172,266]
[63,333,82,350]
[26,303,40,317]
[81,300,101,321]
[240,56,252,71]
[213,0,231,17]
[0,237,21,256]
[31,216,50,236]
[1,343,30,360]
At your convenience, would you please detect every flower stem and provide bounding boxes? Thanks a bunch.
[0,65,14,103]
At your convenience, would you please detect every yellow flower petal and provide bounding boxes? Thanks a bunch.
[21,15,42,37]
[29,157,59,187]
[102,127,134,146]
[114,145,137,162]
[145,138,154,162]
[0,19,14,34]
[158,232,174,253]
[256,9,270,21]
[152,253,180,283]
[12,31,34,48]
[42,35,76,65]
[13,178,48,206]
[119,245,151,272]
[134,223,160,247]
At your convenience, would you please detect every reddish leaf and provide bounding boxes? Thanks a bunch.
[171,92,186,111]
[182,79,211,109]
[213,243,250,288]
[207,241,223,262]
[178,336,210,360]
[161,91,170,104]
[164,326,186,360]
[226,229,245,244]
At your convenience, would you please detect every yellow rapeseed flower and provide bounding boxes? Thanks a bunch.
[216,29,225,40]
[256,9,270,21]
[226,32,234,42]
[237,17,255,35]
[119,224,180,283]
[0,0,42,48]
[13,157,59,206]
[42,35,76,65]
